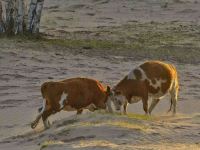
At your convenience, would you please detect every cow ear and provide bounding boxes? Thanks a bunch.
[106,86,111,96]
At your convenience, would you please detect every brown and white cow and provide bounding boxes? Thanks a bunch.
[110,61,179,115]
[31,77,112,129]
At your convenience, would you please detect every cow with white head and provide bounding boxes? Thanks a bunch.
[110,61,179,115]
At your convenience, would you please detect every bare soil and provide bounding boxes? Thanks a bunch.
[0,0,200,149]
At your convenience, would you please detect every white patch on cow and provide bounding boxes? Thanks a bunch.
[59,92,68,109]
[130,96,141,103]
[127,69,136,79]
[116,95,126,104]
[151,78,166,89]
[137,67,148,80]
[138,66,167,91]
[112,95,127,111]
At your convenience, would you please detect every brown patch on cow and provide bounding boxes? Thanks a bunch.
[115,77,147,101]
[140,61,177,94]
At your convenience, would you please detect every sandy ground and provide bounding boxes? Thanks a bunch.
[41,0,200,34]
[0,40,199,150]
[0,0,200,150]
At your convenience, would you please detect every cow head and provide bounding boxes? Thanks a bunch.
[110,87,126,111]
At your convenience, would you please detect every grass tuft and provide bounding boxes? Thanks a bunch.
[107,121,148,131]
[127,113,153,120]
[40,140,64,150]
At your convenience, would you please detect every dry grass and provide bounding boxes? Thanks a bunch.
[73,140,119,149]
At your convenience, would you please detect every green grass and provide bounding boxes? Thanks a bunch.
[57,112,152,132]
[96,111,153,120]
[43,22,200,63]
[106,120,148,131]
[45,38,129,50]
[1,22,200,63]
[79,120,148,131]
[78,112,152,131]
[40,140,64,150]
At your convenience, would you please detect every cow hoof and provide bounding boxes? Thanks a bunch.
[44,120,51,129]
[31,122,37,129]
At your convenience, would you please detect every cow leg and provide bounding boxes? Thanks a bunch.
[123,100,128,115]
[76,109,83,115]
[106,99,113,113]
[142,96,148,115]
[148,99,160,115]
[31,114,42,129]
[31,99,46,129]
[42,109,53,129]
[170,83,179,115]
[171,93,177,115]
[167,98,173,113]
